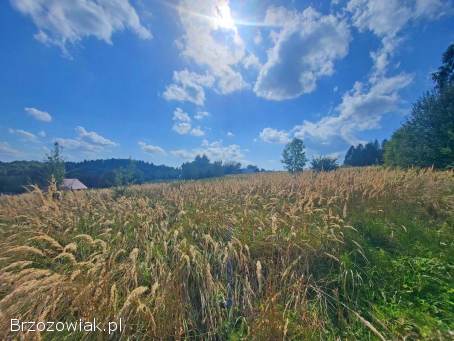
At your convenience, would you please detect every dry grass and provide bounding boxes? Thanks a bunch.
[0,167,452,340]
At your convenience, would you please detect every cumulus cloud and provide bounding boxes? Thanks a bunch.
[175,0,248,94]
[172,122,192,135]
[25,107,52,122]
[226,131,234,137]
[75,126,117,146]
[259,127,290,144]
[11,0,151,54]
[346,0,450,79]
[254,6,350,100]
[9,128,37,141]
[289,0,449,148]
[173,107,191,122]
[171,108,205,136]
[293,73,413,145]
[171,139,246,163]
[54,126,117,156]
[242,53,262,70]
[163,70,215,106]
[54,138,98,153]
[190,127,205,136]
[138,141,165,154]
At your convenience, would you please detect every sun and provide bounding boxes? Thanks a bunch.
[213,3,236,30]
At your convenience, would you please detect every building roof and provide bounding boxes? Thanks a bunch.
[61,178,88,190]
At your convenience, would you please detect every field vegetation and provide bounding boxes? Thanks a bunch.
[0,168,453,340]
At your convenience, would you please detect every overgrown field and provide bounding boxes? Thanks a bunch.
[0,168,453,340]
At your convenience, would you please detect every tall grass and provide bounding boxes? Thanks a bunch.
[0,167,452,339]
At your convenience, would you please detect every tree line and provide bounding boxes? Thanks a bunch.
[0,143,263,194]
[281,43,454,172]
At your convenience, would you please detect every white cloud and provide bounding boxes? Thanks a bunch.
[25,107,52,122]
[11,0,151,54]
[194,111,210,120]
[293,73,413,145]
[347,0,446,38]
[9,128,37,141]
[0,142,21,158]
[346,0,450,79]
[190,126,205,136]
[54,126,117,157]
[163,70,215,106]
[242,53,262,70]
[172,122,192,135]
[172,107,191,122]
[171,139,246,163]
[38,131,46,137]
[259,127,290,144]
[226,131,234,137]
[75,126,117,146]
[175,0,248,94]
[138,141,165,154]
[289,0,449,147]
[54,137,97,152]
[171,108,205,136]
[254,6,350,100]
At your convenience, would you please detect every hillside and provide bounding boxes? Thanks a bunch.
[0,157,259,194]
[0,168,453,339]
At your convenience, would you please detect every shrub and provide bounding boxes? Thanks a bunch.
[310,156,339,172]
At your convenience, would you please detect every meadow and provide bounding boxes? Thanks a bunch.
[0,167,453,340]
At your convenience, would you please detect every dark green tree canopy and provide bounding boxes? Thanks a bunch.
[432,43,454,91]
[344,140,385,167]
[311,156,339,172]
[282,138,307,173]
[385,43,454,169]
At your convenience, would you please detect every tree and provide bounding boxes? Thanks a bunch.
[246,164,259,173]
[282,138,307,173]
[385,43,454,169]
[114,158,138,186]
[343,140,384,167]
[311,156,339,172]
[384,86,454,168]
[46,142,65,186]
[432,43,454,91]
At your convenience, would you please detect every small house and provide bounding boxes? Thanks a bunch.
[61,178,88,190]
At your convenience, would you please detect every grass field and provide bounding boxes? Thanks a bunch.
[0,167,453,340]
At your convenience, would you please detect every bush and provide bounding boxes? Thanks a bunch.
[310,156,339,172]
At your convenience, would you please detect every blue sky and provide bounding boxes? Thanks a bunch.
[0,0,453,169]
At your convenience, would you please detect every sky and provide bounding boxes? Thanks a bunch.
[0,0,453,169]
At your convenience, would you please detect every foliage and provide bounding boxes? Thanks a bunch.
[46,142,65,186]
[282,138,307,173]
[113,159,140,186]
[311,156,339,172]
[385,43,454,169]
[344,140,385,167]
[384,86,454,168]
[66,158,180,188]
[0,156,261,194]
[181,155,259,179]
[0,168,452,339]
[432,43,454,91]
[0,161,48,194]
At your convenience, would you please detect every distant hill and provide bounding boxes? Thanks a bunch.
[0,157,263,194]
[65,158,180,189]
[0,159,179,194]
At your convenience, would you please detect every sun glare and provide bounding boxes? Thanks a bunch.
[213,3,236,29]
